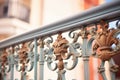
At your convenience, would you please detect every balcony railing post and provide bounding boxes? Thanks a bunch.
[109,59,119,80]
[98,62,107,80]
[10,53,14,80]
[82,40,90,80]
[34,38,38,80]
[3,73,7,80]
[39,39,44,80]
[81,28,90,80]
[6,47,15,80]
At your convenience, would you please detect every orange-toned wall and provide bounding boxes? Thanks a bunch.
[84,0,99,9]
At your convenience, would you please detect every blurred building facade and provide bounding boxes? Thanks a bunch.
[0,0,105,40]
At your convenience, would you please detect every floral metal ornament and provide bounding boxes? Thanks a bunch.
[45,33,81,80]
[18,43,28,65]
[53,33,69,70]
[93,21,120,61]
[92,20,120,79]
[15,42,34,80]
[1,50,8,70]
[52,33,68,80]
[18,43,28,80]
[0,49,9,80]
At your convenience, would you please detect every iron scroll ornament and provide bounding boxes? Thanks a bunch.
[44,33,81,80]
[92,20,120,79]
[92,21,120,61]
[0,49,11,80]
[14,42,34,80]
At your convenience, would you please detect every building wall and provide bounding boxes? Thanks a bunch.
[43,0,82,25]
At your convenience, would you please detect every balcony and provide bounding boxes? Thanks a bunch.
[0,0,120,80]
[0,0,30,22]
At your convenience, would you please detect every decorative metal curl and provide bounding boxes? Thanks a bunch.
[0,49,11,79]
[44,36,57,71]
[15,42,34,72]
[116,20,120,29]
[64,43,81,70]
[45,33,81,80]
[14,44,26,72]
[69,30,80,43]
[89,24,98,37]
[6,47,15,73]
[14,41,34,80]
[25,41,34,72]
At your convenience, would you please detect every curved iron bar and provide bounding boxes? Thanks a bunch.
[113,29,120,52]
[44,32,82,80]
[116,19,120,29]
[13,42,35,80]
[69,30,80,43]
[25,52,34,72]
[64,43,81,70]
[14,41,35,72]
[14,45,22,72]
[0,49,11,80]
[5,55,11,73]
[44,36,57,71]
[3,50,11,73]
[25,41,34,72]
[87,37,95,56]
[4,52,11,73]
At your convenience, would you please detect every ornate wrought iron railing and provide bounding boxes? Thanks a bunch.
[0,1,120,80]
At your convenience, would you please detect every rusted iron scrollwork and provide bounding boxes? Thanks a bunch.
[53,33,68,71]
[53,33,68,80]
[93,21,119,61]
[92,20,120,79]
[45,33,81,80]
[0,49,10,80]
[15,42,34,80]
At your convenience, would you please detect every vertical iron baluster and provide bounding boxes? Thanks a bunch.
[109,59,119,80]
[82,39,90,80]
[21,71,27,80]
[34,38,38,80]
[10,53,14,80]
[3,73,6,80]
[9,47,15,80]
[98,62,107,80]
[39,39,44,80]
[80,28,90,80]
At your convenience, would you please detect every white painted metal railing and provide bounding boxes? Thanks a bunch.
[0,1,120,80]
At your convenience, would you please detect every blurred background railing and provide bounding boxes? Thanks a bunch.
[0,0,120,80]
